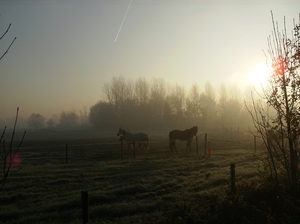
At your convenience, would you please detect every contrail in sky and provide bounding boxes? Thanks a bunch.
[114,0,132,42]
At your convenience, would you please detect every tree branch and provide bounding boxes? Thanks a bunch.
[0,23,11,40]
[0,23,17,60]
[0,37,16,60]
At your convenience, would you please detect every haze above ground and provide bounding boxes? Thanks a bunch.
[0,0,299,120]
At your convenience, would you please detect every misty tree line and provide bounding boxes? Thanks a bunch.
[21,76,253,131]
[26,107,89,130]
[89,76,253,131]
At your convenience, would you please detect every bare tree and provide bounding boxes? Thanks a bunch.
[79,105,89,126]
[0,108,26,189]
[218,84,228,129]
[218,84,242,131]
[47,118,55,131]
[59,110,79,129]
[199,82,217,129]
[0,23,24,189]
[204,81,216,101]
[102,82,112,104]
[27,113,45,129]
[134,77,149,105]
[186,83,201,119]
[247,12,300,200]
[111,76,134,105]
[149,77,167,117]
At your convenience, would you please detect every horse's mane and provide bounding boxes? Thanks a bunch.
[186,126,197,135]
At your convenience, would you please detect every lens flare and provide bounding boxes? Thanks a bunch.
[6,153,22,167]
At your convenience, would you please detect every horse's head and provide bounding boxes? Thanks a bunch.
[117,128,124,136]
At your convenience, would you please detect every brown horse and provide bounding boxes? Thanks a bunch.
[169,126,198,153]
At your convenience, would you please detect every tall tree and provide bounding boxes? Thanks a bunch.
[169,84,186,117]
[247,13,300,200]
[149,78,167,117]
[218,83,228,129]
[1,108,25,189]
[186,83,201,119]
[79,105,89,125]
[199,82,217,128]
[59,111,79,129]
[148,78,168,129]
[134,77,149,105]
[89,101,115,129]
[27,113,45,129]
[46,118,55,131]
[218,84,242,130]
[204,81,216,101]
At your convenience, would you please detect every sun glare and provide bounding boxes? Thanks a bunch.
[247,62,271,87]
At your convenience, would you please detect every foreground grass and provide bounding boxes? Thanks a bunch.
[0,160,255,223]
[0,131,299,223]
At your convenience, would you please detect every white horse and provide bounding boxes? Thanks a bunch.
[117,128,149,150]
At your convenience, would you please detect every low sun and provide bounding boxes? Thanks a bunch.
[247,62,271,87]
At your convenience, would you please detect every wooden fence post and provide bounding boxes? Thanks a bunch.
[204,133,207,156]
[254,135,257,153]
[196,136,198,155]
[230,163,236,193]
[121,139,123,160]
[133,142,136,159]
[81,190,88,224]
[65,144,68,164]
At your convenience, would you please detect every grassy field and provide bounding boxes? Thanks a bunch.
[0,130,297,223]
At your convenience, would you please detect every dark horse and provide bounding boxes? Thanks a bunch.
[169,126,198,153]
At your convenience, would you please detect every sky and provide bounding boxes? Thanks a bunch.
[0,0,299,121]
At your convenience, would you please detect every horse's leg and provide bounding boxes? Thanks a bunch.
[133,141,136,152]
[139,141,146,153]
[186,141,189,154]
[144,140,148,150]
[187,140,191,154]
[169,139,173,153]
[146,137,149,150]
[169,138,178,153]
[127,142,131,150]
[128,141,134,150]
[173,140,178,154]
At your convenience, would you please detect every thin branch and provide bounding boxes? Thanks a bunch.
[9,166,23,176]
[0,126,6,143]
[9,107,19,152]
[0,23,11,40]
[0,108,25,189]
[16,131,26,154]
[0,37,17,60]
[0,23,17,60]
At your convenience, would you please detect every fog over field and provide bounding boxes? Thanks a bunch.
[1,1,298,129]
